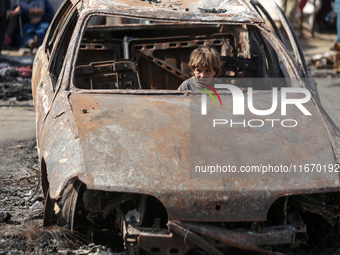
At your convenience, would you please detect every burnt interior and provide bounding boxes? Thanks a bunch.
[74,17,284,90]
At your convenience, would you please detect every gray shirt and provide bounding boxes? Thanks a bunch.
[177,77,223,90]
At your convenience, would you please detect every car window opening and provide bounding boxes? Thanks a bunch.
[74,15,287,91]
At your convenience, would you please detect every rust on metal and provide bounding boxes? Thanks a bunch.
[31,0,340,253]
[65,92,339,222]
[176,221,306,255]
[85,0,262,23]
[167,221,224,255]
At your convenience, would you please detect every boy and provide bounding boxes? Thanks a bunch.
[178,46,221,90]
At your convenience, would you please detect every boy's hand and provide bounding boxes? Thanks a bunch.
[29,7,44,16]
[30,16,42,24]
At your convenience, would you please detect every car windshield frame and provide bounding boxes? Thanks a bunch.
[66,12,302,93]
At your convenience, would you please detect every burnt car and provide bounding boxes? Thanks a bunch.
[31,0,340,254]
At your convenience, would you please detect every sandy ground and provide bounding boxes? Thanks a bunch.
[315,77,340,127]
[0,103,35,148]
[300,32,340,128]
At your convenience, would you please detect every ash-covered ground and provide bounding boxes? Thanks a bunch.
[0,140,122,255]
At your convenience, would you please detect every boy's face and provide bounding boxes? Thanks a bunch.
[193,65,216,84]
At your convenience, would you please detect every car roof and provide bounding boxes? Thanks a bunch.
[78,0,263,23]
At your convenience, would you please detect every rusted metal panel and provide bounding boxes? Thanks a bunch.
[167,221,224,255]
[40,93,86,199]
[66,91,339,222]
[126,225,195,255]
[171,221,302,255]
[82,0,263,23]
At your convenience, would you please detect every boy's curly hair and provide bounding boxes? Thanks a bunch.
[189,46,221,76]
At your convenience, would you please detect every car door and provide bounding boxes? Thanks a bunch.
[251,0,319,98]
[251,1,307,77]
[33,0,79,145]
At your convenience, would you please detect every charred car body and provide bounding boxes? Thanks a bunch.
[32,0,340,254]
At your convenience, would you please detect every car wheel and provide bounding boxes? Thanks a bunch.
[55,181,82,231]
[43,189,56,227]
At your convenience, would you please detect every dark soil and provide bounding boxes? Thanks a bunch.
[0,139,118,254]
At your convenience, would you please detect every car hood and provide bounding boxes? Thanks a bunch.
[86,0,262,24]
[69,91,340,222]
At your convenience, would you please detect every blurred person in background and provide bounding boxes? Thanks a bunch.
[0,0,11,55]
[282,0,299,27]
[332,0,340,50]
[10,0,54,50]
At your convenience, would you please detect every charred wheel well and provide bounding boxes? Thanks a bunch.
[40,157,49,198]
[57,181,170,249]
[78,185,169,228]
[266,191,340,230]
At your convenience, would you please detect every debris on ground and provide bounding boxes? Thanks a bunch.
[0,211,11,223]
[308,50,340,73]
[0,56,33,101]
[308,51,336,69]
